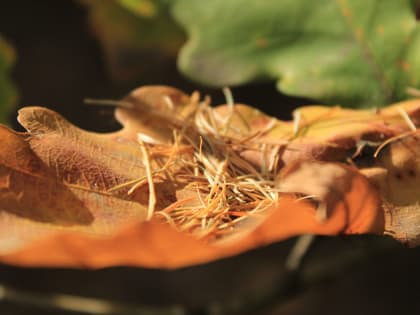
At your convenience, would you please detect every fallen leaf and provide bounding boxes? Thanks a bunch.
[0,189,382,269]
[114,85,194,143]
[0,108,151,254]
[0,85,418,269]
[278,161,383,234]
[212,98,420,168]
[361,132,420,246]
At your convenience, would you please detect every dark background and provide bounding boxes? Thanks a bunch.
[1,1,420,314]
[0,0,307,132]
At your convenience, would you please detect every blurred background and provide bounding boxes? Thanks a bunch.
[1,1,420,314]
[0,0,307,132]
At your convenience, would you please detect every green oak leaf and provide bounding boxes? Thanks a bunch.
[171,0,420,107]
[82,0,184,81]
[0,36,16,124]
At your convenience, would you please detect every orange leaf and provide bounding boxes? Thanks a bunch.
[0,185,382,269]
[0,85,417,269]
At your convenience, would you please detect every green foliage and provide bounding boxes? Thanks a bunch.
[117,0,159,17]
[82,0,184,80]
[171,0,420,107]
[0,36,16,124]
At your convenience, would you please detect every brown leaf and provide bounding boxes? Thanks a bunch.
[274,100,420,164]
[0,109,150,254]
[0,192,382,269]
[278,161,384,234]
[202,99,420,169]
[0,85,417,269]
[361,132,420,246]
[114,85,193,143]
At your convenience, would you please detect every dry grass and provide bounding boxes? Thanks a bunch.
[107,90,282,240]
[100,90,420,241]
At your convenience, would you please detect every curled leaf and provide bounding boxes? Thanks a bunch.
[278,161,383,234]
[0,85,419,269]
[361,132,420,246]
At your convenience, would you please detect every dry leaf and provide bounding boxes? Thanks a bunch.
[361,132,420,246]
[278,161,383,234]
[0,85,418,269]
[0,191,382,269]
[0,115,149,254]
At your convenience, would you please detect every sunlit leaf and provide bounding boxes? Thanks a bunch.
[1,86,420,269]
[172,0,420,107]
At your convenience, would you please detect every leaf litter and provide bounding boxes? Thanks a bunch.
[106,88,282,241]
[0,85,419,268]
[93,86,420,242]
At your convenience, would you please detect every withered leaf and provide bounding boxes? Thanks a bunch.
[0,85,418,269]
[361,132,420,246]
[278,161,383,234]
[0,109,150,254]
